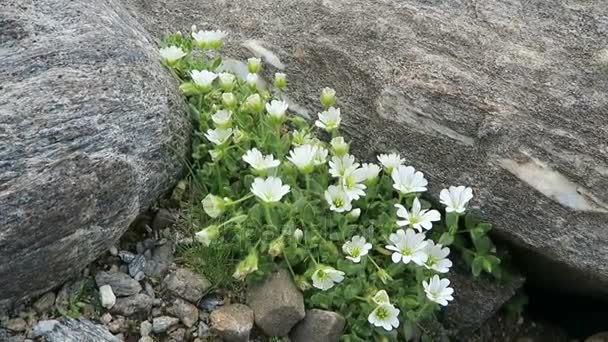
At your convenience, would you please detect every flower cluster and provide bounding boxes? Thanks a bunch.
[161,28,501,341]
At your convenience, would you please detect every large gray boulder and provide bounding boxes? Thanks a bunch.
[123,0,608,295]
[0,0,189,309]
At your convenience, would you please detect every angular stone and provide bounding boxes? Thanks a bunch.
[140,320,152,337]
[247,268,305,336]
[33,292,56,313]
[163,268,210,303]
[170,298,199,328]
[129,255,147,278]
[289,309,345,342]
[4,318,27,332]
[95,271,142,297]
[0,0,189,308]
[110,294,153,317]
[152,316,179,334]
[39,318,119,342]
[99,285,117,309]
[124,0,608,297]
[209,304,254,342]
[118,251,136,264]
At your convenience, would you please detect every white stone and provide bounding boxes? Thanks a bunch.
[99,285,117,309]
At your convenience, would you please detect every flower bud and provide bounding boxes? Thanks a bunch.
[195,225,220,246]
[377,268,393,285]
[294,275,312,291]
[347,208,361,222]
[191,24,197,33]
[202,194,228,218]
[247,57,262,74]
[291,130,313,147]
[218,72,235,91]
[246,73,258,90]
[232,128,246,144]
[209,149,222,161]
[243,94,264,113]
[268,236,285,258]
[320,87,336,108]
[222,92,237,109]
[274,72,287,90]
[293,228,304,242]
[233,249,259,280]
[330,136,349,156]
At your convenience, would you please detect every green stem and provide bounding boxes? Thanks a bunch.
[306,249,318,266]
[263,203,274,227]
[367,255,383,272]
[283,253,296,279]
[229,193,254,206]
[305,173,312,192]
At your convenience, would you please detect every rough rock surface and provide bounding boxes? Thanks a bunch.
[444,264,525,332]
[209,304,254,342]
[96,271,142,297]
[163,268,211,303]
[247,268,305,336]
[123,0,608,295]
[289,309,345,342]
[0,0,189,308]
[38,318,119,342]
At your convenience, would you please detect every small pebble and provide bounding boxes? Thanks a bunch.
[152,316,179,334]
[101,313,113,325]
[140,320,152,337]
[109,246,119,256]
[118,251,136,264]
[99,285,116,309]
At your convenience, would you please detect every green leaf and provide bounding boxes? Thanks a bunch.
[438,233,454,246]
[445,212,459,230]
[210,56,222,70]
[471,256,484,277]
[402,320,416,341]
[464,212,479,230]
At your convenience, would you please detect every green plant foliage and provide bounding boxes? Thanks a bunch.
[160,29,502,340]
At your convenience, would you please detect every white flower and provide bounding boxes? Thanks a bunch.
[342,235,372,263]
[287,144,318,173]
[191,70,218,88]
[328,154,358,178]
[159,46,187,64]
[313,147,328,166]
[211,110,232,127]
[368,303,400,331]
[372,290,390,305]
[423,241,453,273]
[202,194,227,218]
[265,100,289,121]
[324,185,352,213]
[218,72,235,90]
[246,73,258,88]
[250,177,290,203]
[315,107,341,131]
[395,197,441,232]
[195,225,220,246]
[242,148,280,171]
[385,229,428,266]
[192,30,226,48]
[377,153,404,173]
[293,228,304,242]
[360,163,381,183]
[311,266,345,291]
[440,186,473,214]
[423,275,454,306]
[391,165,428,195]
[330,136,349,156]
[204,128,233,145]
[342,168,367,200]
